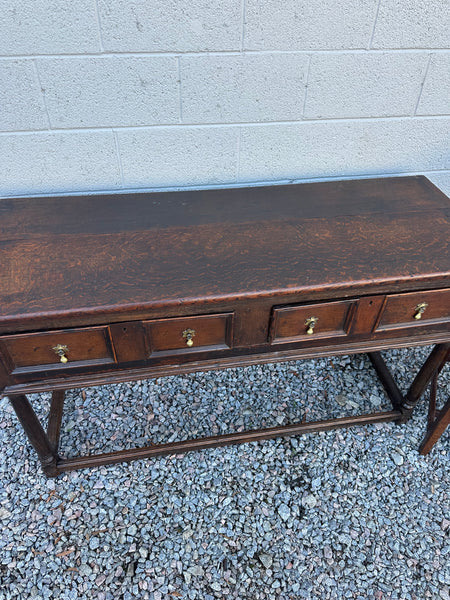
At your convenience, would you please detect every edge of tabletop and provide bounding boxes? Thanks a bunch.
[0,273,449,335]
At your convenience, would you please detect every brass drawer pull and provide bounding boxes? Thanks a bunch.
[182,328,196,347]
[52,344,69,363]
[414,302,428,320]
[305,317,318,335]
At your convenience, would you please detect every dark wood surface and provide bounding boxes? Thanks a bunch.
[1,175,449,474]
[1,175,450,392]
[270,299,356,343]
[376,288,450,330]
[3,332,449,397]
[2,325,116,374]
[0,176,449,333]
[145,312,234,356]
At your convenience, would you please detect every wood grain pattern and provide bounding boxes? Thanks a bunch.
[0,176,449,333]
[1,176,449,474]
[376,288,450,331]
[0,326,116,375]
[270,299,356,344]
[4,330,450,397]
[0,175,449,390]
[144,312,233,356]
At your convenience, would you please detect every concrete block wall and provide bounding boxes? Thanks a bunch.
[0,0,449,197]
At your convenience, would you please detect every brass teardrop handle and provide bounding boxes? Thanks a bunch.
[52,344,69,363]
[414,302,428,320]
[182,328,196,347]
[305,316,318,335]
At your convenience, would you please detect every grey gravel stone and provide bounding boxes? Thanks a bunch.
[277,503,291,521]
[89,536,100,550]
[183,572,192,585]
[0,346,448,599]
[392,451,404,466]
[188,565,204,576]
[303,493,318,508]
[258,553,273,569]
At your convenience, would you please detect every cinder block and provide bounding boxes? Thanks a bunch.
[118,127,239,188]
[244,0,378,50]
[305,53,428,119]
[0,132,121,196]
[427,172,450,197]
[417,54,450,116]
[38,56,179,128]
[99,0,241,52]
[181,54,309,124]
[0,0,100,55]
[239,118,450,182]
[372,1,450,48]
[0,60,48,131]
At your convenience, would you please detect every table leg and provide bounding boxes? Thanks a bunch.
[47,390,65,451]
[399,342,450,424]
[419,399,450,455]
[427,371,439,427]
[6,344,449,476]
[367,352,403,410]
[9,394,60,477]
[419,347,449,454]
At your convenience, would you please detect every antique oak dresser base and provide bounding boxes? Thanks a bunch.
[0,176,449,476]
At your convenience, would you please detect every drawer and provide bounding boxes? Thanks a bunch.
[270,300,356,344]
[376,288,450,332]
[144,313,234,357]
[0,326,116,375]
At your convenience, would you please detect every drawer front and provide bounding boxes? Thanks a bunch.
[0,326,116,375]
[376,288,450,332]
[144,313,234,356]
[270,300,356,344]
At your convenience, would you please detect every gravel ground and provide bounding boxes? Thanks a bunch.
[0,346,449,600]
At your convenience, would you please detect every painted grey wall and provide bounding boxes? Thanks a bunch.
[0,0,449,198]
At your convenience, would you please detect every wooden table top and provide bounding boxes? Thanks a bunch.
[1,176,449,331]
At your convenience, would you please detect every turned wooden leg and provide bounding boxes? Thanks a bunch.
[419,347,450,454]
[47,390,65,451]
[419,399,450,455]
[9,394,60,477]
[427,371,439,427]
[399,343,450,424]
[368,352,403,410]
